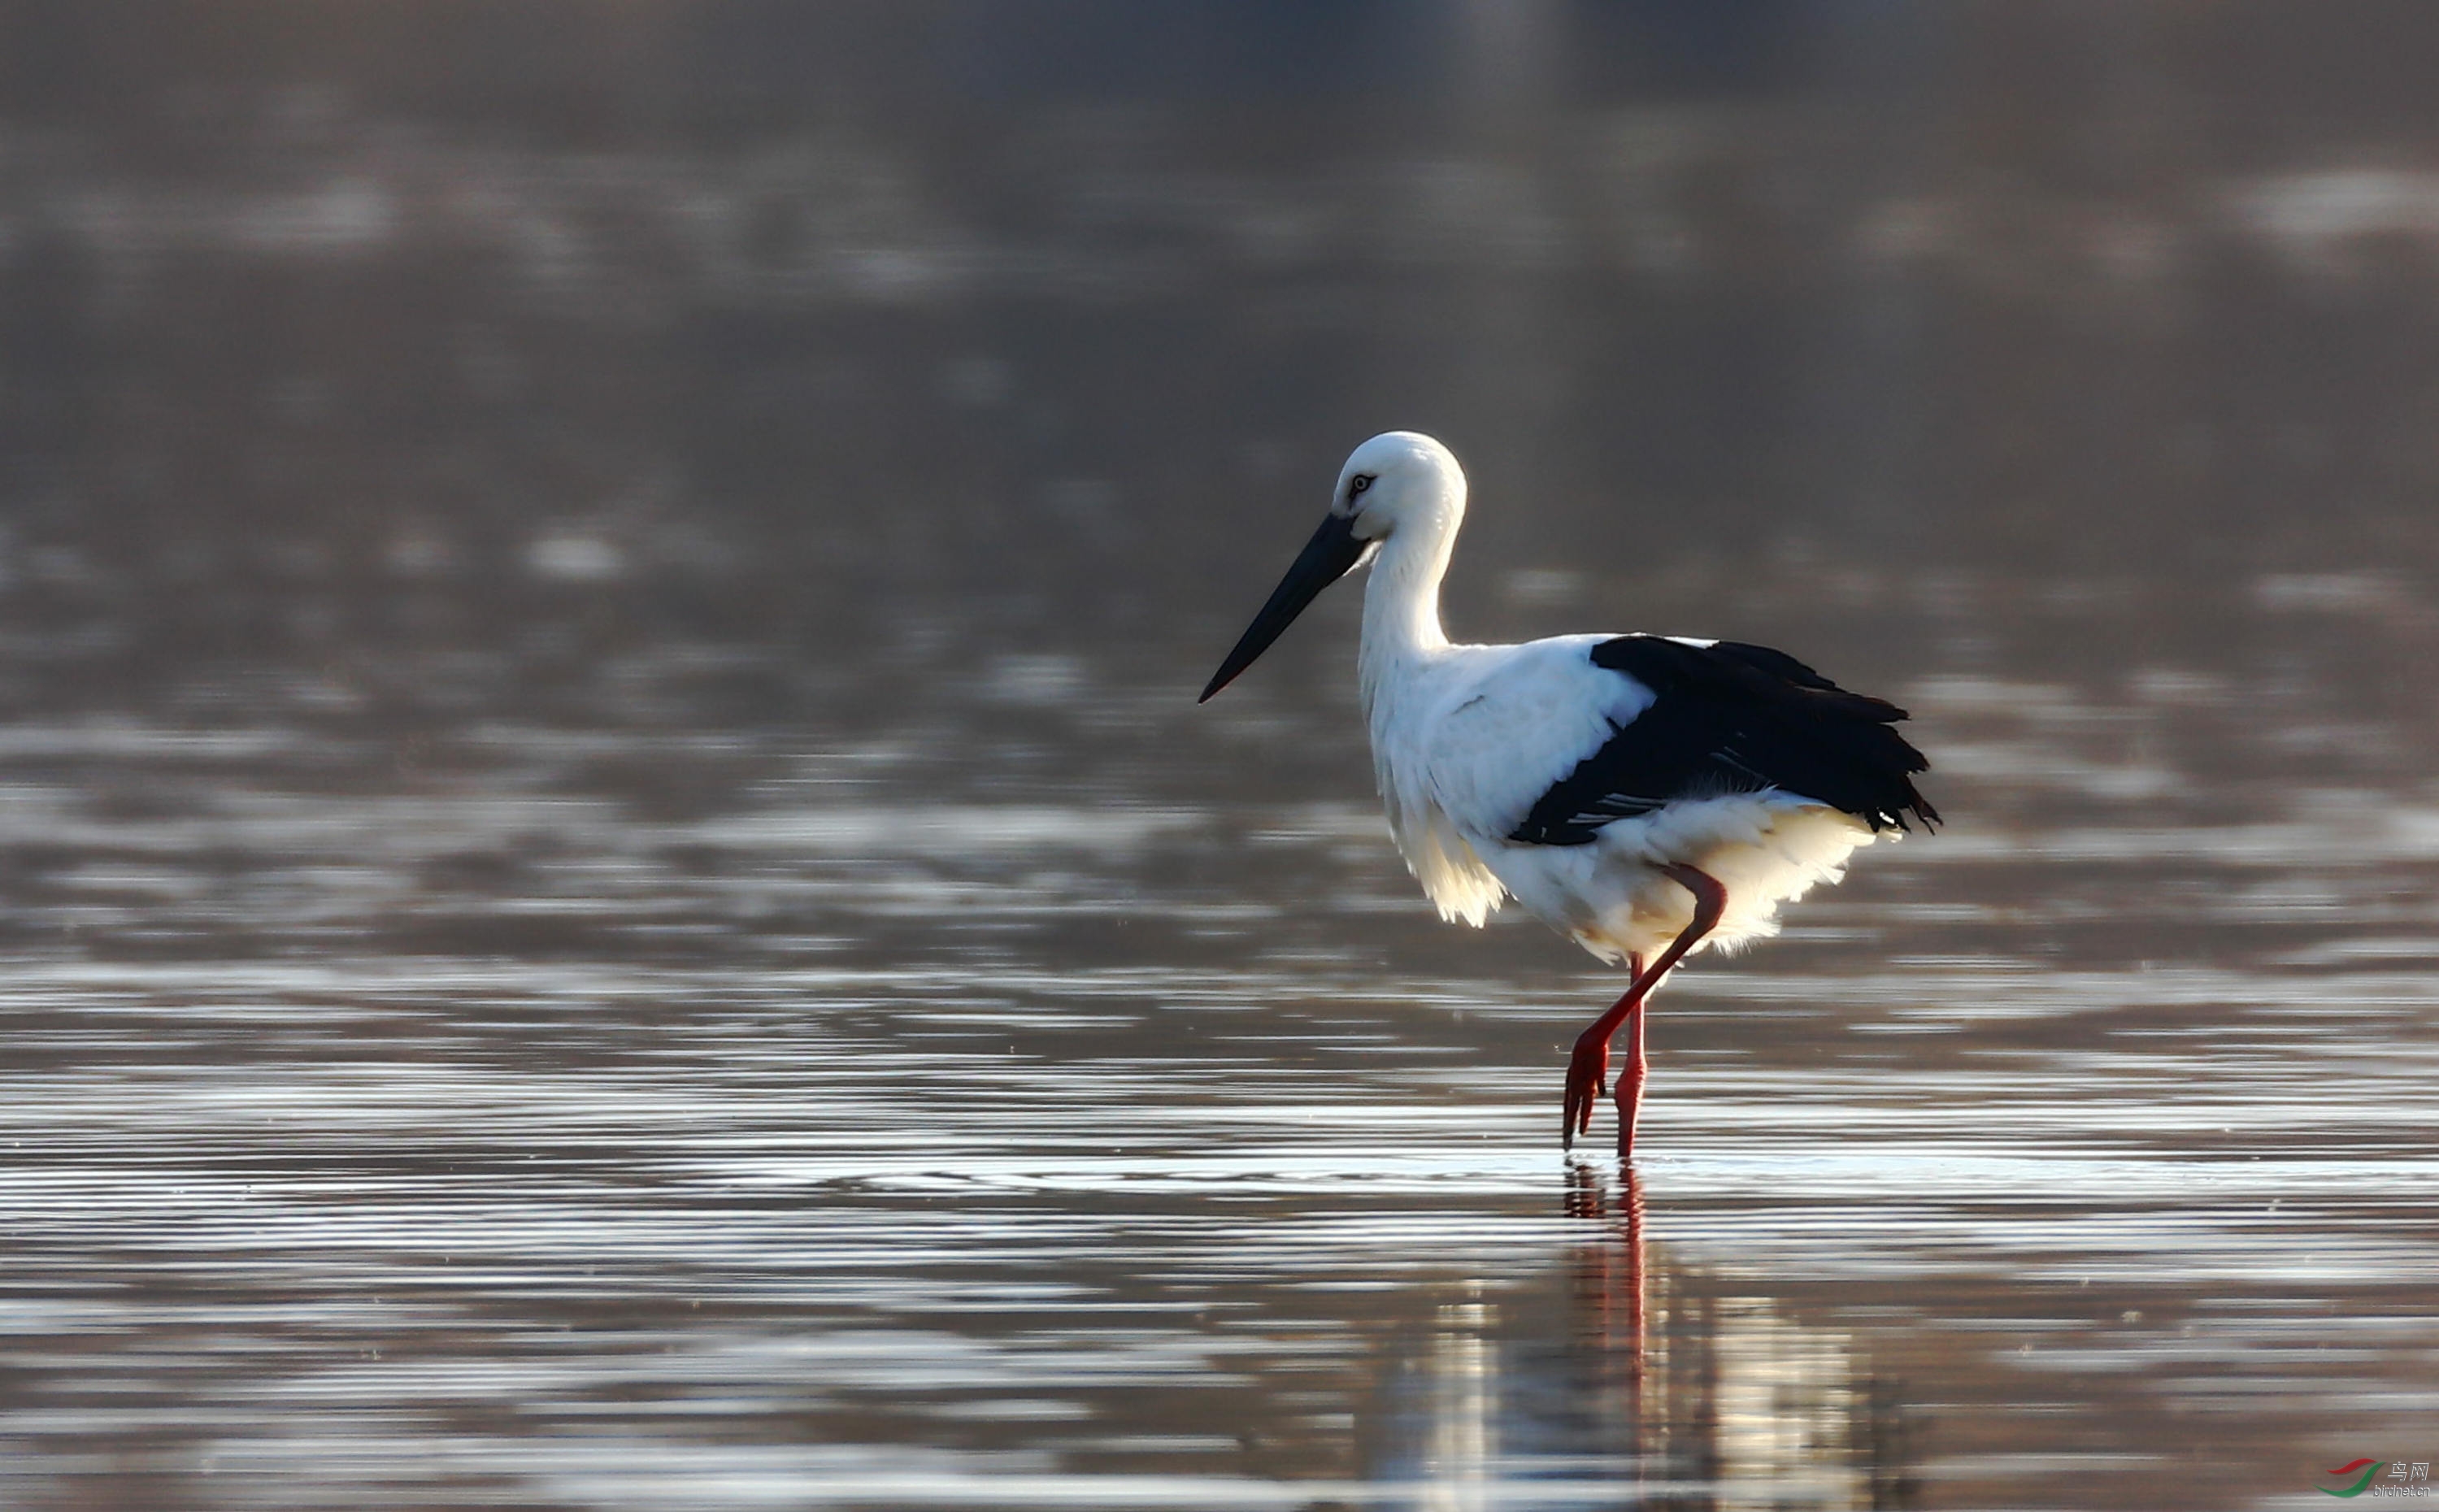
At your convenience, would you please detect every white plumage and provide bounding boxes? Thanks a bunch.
[1202,432,1936,1154]
[1367,629,1876,960]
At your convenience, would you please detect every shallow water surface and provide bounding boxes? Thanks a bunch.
[10,7,2439,1505]
[0,645,2434,1512]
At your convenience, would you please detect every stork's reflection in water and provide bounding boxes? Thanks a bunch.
[1375,1164,1918,1510]
[1563,1159,1650,1371]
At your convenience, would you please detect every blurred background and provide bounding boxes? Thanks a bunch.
[3,0,2437,733]
[4,4,2439,1509]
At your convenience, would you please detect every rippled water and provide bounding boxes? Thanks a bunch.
[0,617,2433,1512]
[10,5,2439,1505]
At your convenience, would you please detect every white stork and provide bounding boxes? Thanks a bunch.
[1199,432,1937,1155]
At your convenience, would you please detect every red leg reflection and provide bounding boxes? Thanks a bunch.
[1564,1160,1646,1368]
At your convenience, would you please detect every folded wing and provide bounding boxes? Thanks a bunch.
[1507,636,1938,846]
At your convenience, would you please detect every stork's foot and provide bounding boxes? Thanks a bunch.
[1613,1053,1647,1158]
[1561,1029,1611,1150]
[1562,955,1649,1152]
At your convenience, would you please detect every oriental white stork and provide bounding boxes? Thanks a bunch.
[1199,432,1937,1156]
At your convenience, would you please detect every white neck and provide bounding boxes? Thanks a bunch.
[1357,500,1459,724]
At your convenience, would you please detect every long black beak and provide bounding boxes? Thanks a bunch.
[1198,511,1366,702]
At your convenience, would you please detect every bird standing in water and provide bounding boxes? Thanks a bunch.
[1199,432,1937,1155]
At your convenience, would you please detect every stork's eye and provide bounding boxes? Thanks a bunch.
[1348,474,1374,497]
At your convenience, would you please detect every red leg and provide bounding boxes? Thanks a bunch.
[1563,954,1644,1149]
[1614,863,1728,1158]
[1615,992,1649,1156]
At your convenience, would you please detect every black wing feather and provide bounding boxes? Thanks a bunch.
[1507,636,1939,846]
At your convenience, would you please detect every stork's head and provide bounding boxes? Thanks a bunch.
[1333,430,1467,540]
[1199,432,1465,703]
